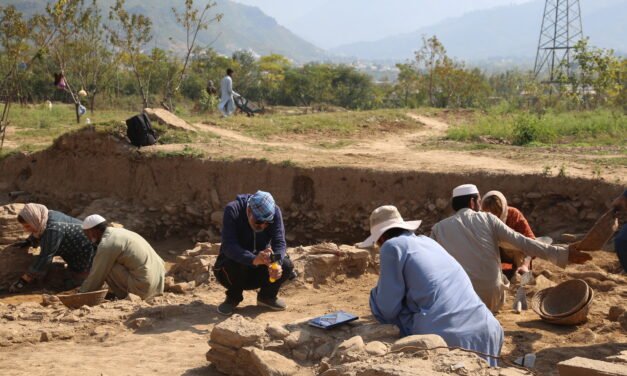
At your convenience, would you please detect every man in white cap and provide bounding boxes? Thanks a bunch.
[431,184,591,313]
[360,205,503,367]
[80,215,165,300]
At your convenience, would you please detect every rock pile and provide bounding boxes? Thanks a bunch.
[290,243,373,288]
[165,242,219,293]
[206,315,528,376]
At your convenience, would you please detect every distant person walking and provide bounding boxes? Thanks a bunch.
[218,68,240,117]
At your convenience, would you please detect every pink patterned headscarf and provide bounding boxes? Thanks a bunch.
[18,203,49,238]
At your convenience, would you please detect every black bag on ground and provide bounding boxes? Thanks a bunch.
[126,113,157,147]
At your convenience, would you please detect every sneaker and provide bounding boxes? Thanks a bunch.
[217,299,239,316]
[257,297,287,311]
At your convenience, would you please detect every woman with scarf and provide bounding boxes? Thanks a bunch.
[481,191,535,279]
[9,204,96,292]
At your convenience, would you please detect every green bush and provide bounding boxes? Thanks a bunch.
[512,114,558,145]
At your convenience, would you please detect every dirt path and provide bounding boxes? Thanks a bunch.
[188,115,614,179]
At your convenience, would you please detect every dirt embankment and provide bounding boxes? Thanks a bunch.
[0,128,622,244]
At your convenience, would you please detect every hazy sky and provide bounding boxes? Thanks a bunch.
[233,0,536,47]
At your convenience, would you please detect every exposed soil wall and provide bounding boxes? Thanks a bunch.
[0,128,622,244]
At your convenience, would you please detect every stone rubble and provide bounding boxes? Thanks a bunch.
[205,315,529,376]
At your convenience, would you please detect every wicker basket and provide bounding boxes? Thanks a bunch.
[532,285,594,326]
[57,289,108,309]
[540,279,590,318]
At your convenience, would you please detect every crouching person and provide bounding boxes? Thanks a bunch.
[80,215,165,300]
[213,191,294,315]
[360,206,504,367]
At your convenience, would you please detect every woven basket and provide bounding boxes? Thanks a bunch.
[532,285,593,326]
[57,289,108,309]
[540,279,590,318]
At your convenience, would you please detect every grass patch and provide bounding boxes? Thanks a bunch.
[446,109,626,146]
[210,109,420,139]
[316,140,354,149]
[1,104,134,152]
[155,145,205,158]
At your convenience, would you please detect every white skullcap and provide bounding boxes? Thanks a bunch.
[452,184,479,198]
[82,214,107,230]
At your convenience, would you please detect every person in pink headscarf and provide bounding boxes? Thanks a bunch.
[8,204,96,292]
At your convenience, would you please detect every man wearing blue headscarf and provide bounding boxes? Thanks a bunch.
[213,191,293,315]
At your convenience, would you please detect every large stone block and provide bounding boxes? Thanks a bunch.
[210,314,267,348]
[390,334,447,353]
[246,347,302,376]
[558,357,627,376]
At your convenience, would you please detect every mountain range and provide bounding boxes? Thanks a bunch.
[1,0,625,65]
[331,0,627,62]
[0,0,327,62]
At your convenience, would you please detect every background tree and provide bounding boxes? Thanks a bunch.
[108,0,154,109]
[45,0,94,123]
[163,0,222,110]
[0,5,56,150]
[415,35,446,106]
[72,0,117,113]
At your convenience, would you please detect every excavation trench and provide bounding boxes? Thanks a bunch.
[0,127,622,246]
[0,128,626,376]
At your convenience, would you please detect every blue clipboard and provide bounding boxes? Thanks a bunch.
[308,311,359,329]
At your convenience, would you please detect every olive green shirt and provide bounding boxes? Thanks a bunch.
[80,227,165,299]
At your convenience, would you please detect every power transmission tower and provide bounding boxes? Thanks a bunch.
[533,0,584,83]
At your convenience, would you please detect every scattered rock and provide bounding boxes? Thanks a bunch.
[39,331,50,342]
[351,324,400,342]
[390,334,447,353]
[333,336,365,358]
[618,313,627,332]
[129,317,154,329]
[285,330,311,349]
[365,341,388,356]
[266,322,290,340]
[609,306,626,322]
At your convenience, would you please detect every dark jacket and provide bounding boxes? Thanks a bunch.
[28,210,96,276]
[219,194,286,266]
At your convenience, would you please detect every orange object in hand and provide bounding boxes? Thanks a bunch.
[269,262,280,283]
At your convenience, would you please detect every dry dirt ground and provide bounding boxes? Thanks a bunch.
[0,112,625,375]
[0,242,626,376]
[149,112,626,182]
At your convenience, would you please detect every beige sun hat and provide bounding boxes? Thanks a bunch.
[357,205,421,248]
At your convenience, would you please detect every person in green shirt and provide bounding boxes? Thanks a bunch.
[80,215,165,300]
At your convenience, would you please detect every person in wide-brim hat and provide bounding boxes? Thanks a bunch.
[360,205,504,367]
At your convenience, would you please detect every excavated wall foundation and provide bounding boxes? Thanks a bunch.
[0,128,621,244]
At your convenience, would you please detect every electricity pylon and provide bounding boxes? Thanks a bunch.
[533,0,584,83]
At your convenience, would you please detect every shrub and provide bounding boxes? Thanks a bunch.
[512,114,543,145]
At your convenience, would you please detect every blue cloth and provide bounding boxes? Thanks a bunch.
[370,232,504,367]
[248,191,276,222]
[616,224,627,272]
[28,211,96,276]
[220,194,286,266]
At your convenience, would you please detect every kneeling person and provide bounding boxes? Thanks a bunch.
[80,215,165,300]
[214,191,294,315]
[361,206,503,367]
